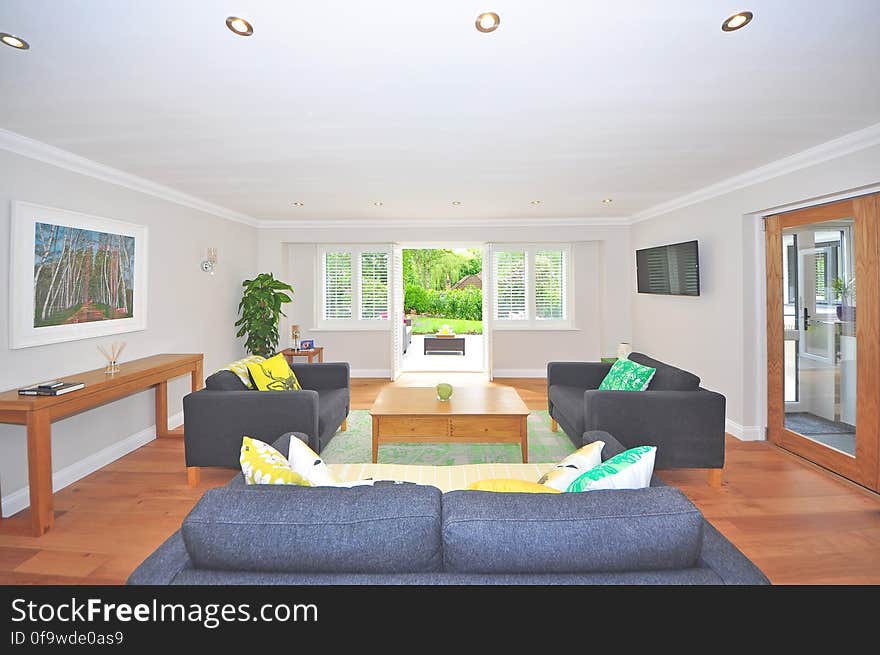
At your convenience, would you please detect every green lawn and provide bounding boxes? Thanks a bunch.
[410,316,483,335]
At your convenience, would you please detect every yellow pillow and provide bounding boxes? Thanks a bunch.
[538,441,605,491]
[246,353,302,391]
[220,355,265,388]
[240,436,310,486]
[467,479,562,494]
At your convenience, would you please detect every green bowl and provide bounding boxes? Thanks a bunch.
[436,383,453,402]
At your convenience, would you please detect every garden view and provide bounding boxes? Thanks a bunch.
[404,248,483,334]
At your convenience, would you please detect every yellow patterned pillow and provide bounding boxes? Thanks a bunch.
[537,441,605,491]
[247,353,302,391]
[240,436,310,486]
[219,355,266,389]
[467,479,561,494]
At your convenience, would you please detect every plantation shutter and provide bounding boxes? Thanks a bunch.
[360,251,389,320]
[323,251,352,319]
[493,250,527,320]
[535,249,566,320]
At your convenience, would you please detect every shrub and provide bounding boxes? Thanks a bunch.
[405,285,481,320]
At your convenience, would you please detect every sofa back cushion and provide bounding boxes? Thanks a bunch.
[183,484,442,573]
[441,486,703,573]
[628,352,700,391]
[204,370,250,391]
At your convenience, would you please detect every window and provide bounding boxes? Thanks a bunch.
[492,244,572,328]
[319,246,390,329]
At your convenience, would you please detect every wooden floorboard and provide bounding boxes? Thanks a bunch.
[1,375,878,585]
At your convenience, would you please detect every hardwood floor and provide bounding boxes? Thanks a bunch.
[1,374,878,584]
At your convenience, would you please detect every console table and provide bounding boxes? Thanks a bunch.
[0,353,203,536]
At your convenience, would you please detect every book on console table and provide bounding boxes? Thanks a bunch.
[18,382,86,396]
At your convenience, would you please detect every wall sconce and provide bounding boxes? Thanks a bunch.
[201,248,218,275]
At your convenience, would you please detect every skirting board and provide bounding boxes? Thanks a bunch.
[1,411,183,518]
[726,418,765,441]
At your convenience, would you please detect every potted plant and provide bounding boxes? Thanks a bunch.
[832,276,856,322]
[235,273,295,357]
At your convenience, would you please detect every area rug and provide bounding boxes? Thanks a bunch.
[321,410,575,465]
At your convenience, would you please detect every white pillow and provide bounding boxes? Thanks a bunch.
[287,437,338,486]
[566,446,656,492]
[537,441,605,491]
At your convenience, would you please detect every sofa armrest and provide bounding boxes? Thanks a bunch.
[183,389,320,467]
[127,531,191,585]
[291,362,350,391]
[583,389,726,469]
[698,521,770,585]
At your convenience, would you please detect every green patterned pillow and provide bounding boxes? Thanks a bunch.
[219,355,266,389]
[566,446,657,492]
[598,358,656,391]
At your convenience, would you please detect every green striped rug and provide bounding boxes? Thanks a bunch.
[322,409,575,465]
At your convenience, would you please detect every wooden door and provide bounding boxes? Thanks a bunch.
[766,193,880,490]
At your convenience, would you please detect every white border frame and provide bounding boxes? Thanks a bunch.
[9,201,148,349]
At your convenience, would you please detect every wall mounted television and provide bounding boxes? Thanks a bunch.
[636,240,700,296]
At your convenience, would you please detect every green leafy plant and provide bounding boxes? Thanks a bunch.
[832,276,855,304]
[235,273,294,357]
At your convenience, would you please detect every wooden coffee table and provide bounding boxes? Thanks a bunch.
[369,386,530,463]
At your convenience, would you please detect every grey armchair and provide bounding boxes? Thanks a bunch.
[547,353,725,487]
[183,361,350,485]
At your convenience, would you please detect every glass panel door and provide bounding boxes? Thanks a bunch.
[781,219,856,456]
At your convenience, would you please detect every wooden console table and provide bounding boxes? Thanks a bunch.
[0,353,203,536]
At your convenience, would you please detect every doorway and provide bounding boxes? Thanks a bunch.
[391,244,490,377]
[765,194,880,490]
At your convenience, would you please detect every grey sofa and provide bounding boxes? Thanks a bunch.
[129,432,768,585]
[547,353,725,486]
[183,362,350,483]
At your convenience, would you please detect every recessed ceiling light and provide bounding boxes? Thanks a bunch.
[374,201,384,207]
[530,200,542,205]
[226,16,254,36]
[602,198,613,204]
[475,12,500,33]
[0,33,29,50]
[452,201,462,206]
[292,201,304,207]
[721,11,753,32]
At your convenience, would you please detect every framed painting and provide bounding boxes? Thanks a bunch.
[9,201,148,349]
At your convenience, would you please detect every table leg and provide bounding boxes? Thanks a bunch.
[26,410,54,536]
[308,354,315,363]
[520,415,529,463]
[155,381,170,438]
[371,415,379,463]
[192,359,204,392]
[318,350,323,363]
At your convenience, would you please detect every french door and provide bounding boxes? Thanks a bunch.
[765,193,880,490]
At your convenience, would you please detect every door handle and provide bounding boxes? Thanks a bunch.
[803,307,810,329]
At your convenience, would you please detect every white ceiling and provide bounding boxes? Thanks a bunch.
[1,0,879,222]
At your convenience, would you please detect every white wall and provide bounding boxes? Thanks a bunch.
[631,143,880,434]
[0,149,257,515]
[261,225,633,376]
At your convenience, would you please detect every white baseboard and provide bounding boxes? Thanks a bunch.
[1,411,183,518]
[493,369,546,378]
[351,369,392,378]
[726,418,765,441]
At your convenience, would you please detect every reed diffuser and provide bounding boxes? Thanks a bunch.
[98,341,126,374]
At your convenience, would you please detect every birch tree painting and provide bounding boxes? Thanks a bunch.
[33,223,135,327]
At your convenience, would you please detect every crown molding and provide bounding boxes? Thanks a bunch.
[631,121,880,224]
[0,128,259,227]
[256,215,630,229]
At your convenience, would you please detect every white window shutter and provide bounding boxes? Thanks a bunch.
[535,249,566,320]
[493,250,527,320]
[360,251,389,320]
[323,251,352,319]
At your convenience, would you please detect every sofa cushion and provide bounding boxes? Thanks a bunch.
[441,486,703,574]
[548,385,586,435]
[318,388,348,438]
[182,485,443,573]
[205,369,249,391]
[628,352,700,391]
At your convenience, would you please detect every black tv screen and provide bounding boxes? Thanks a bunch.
[636,240,700,296]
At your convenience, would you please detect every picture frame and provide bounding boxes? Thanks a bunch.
[9,201,149,349]
[299,339,315,351]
